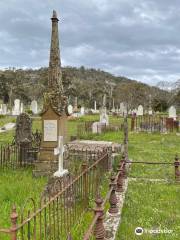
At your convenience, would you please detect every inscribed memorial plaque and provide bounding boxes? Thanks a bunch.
[44,120,57,141]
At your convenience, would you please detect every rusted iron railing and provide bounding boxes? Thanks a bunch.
[125,155,180,182]
[0,150,109,240]
[82,154,126,240]
[0,144,39,170]
[77,120,123,138]
[131,115,180,132]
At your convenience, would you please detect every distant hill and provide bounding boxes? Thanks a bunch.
[0,66,174,110]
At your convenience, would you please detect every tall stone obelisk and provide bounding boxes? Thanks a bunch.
[45,10,67,114]
[34,10,68,177]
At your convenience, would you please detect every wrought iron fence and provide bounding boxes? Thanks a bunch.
[131,115,180,132]
[82,154,127,240]
[0,150,109,240]
[77,120,123,138]
[0,144,39,169]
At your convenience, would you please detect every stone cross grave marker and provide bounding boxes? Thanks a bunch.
[53,136,68,177]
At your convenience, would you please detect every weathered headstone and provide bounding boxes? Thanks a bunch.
[73,97,78,113]
[31,100,38,114]
[168,106,176,120]
[137,105,143,116]
[15,113,33,164]
[34,10,68,176]
[15,113,32,144]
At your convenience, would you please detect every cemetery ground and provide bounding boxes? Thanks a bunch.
[0,115,179,239]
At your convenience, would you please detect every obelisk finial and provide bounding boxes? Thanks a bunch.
[51,10,59,21]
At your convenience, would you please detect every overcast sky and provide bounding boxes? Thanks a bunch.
[0,0,180,86]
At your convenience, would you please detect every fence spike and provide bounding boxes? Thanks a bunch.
[10,205,18,240]
[109,176,118,214]
[116,164,123,193]
[93,197,105,240]
[174,154,180,182]
[67,233,73,240]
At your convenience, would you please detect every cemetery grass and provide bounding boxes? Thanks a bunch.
[0,168,47,228]
[0,115,180,239]
[72,132,179,239]
[91,131,180,239]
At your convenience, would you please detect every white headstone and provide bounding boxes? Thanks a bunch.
[148,109,153,115]
[92,122,102,134]
[120,102,127,115]
[168,106,176,120]
[80,106,85,116]
[100,109,109,125]
[128,109,132,115]
[137,105,143,116]
[68,105,73,114]
[94,101,97,111]
[31,100,38,114]
[12,99,21,115]
[2,104,7,115]
[0,104,2,114]
[20,103,23,113]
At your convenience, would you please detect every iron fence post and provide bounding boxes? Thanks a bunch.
[107,147,112,171]
[93,198,105,240]
[67,233,73,239]
[10,205,18,240]
[82,162,88,206]
[116,163,123,193]
[121,154,127,179]
[109,176,118,214]
[131,116,135,131]
[174,155,180,182]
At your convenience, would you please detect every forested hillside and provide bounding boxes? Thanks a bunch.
[0,66,179,111]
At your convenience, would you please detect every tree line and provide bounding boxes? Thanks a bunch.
[0,66,179,111]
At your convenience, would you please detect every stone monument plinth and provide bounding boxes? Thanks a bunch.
[33,10,68,177]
